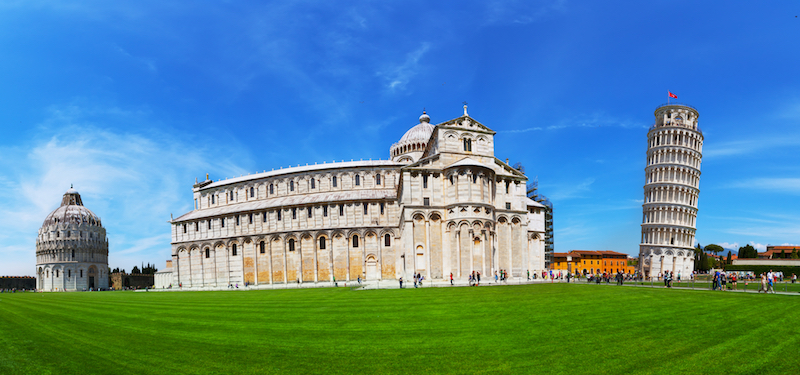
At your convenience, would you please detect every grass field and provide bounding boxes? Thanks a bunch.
[1,284,799,374]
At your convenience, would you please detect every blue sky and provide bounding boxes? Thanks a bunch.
[2,1,799,275]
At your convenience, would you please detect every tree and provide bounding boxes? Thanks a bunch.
[726,251,732,265]
[705,244,724,255]
[792,248,799,260]
[738,244,758,259]
[131,266,140,274]
[780,249,787,259]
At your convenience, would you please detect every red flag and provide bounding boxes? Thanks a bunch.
[668,91,677,99]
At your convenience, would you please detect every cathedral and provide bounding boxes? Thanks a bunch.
[167,106,546,288]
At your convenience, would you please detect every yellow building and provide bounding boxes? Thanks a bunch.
[550,250,635,275]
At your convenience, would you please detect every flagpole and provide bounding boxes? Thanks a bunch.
[667,90,670,105]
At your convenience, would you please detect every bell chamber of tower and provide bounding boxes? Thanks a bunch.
[639,104,704,278]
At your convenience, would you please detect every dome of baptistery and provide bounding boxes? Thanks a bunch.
[390,111,435,163]
[35,186,109,292]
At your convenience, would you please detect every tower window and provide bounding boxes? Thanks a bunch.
[232,244,237,256]
[308,207,313,218]
[340,204,344,216]
[205,249,210,258]
[288,239,295,251]
[208,220,211,229]
[269,184,274,194]
[249,213,253,224]
[319,237,326,250]
[352,235,359,248]
[323,206,328,217]
[277,210,282,221]
[212,195,215,204]
[424,198,430,206]
[423,175,428,189]
[355,175,361,186]
[80,270,83,277]
[250,187,254,198]
[363,203,368,215]
[290,181,294,191]
[221,218,225,228]
[292,208,297,220]
[332,176,337,187]
[385,234,391,247]
[260,242,265,254]
[380,202,385,215]
[195,222,199,231]
[263,212,267,222]
[236,216,240,226]
[376,174,381,185]
[506,202,511,210]
[311,179,316,189]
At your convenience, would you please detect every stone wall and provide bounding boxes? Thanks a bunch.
[0,277,36,290]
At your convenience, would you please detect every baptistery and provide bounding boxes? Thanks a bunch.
[35,187,109,291]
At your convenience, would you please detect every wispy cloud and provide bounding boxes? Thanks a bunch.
[113,44,157,72]
[484,0,567,25]
[728,178,800,194]
[0,104,251,275]
[377,43,430,93]
[704,137,800,158]
[718,242,740,250]
[501,112,647,133]
[545,178,595,201]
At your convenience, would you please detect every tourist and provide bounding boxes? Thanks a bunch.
[527,270,530,280]
[477,272,481,286]
[413,274,418,288]
[357,276,362,285]
[419,274,424,287]
[494,271,498,283]
[677,271,681,283]
[450,272,454,286]
[731,273,737,290]
[720,272,726,291]
[767,270,775,293]
[792,274,797,284]
[333,276,337,287]
[758,273,766,293]
[399,277,403,289]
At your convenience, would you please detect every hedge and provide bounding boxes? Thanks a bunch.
[724,264,800,276]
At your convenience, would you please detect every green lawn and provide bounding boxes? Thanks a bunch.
[1,284,798,374]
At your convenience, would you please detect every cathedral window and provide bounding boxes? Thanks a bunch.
[319,237,326,250]
[352,235,359,248]
[292,208,297,219]
[339,204,344,216]
[230,191,234,201]
[449,176,454,185]
[423,198,430,206]
[249,213,253,224]
[207,220,211,230]
[472,174,477,184]
[263,212,267,222]
[232,244,237,256]
[269,184,274,195]
[72,250,75,259]
[385,234,391,247]
[311,179,316,189]
[308,207,312,218]
[332,176,337,187]
[212,194,215,204]
[57,231,60,238]
[205,249,210,258]
[323,206,328,217]
[290,180,294,191]
[260,242,265,254]
[380,202,385,215]
[235,216,240,226]
[355,175,361,186]
[183,224,187,233]
[505,181,510,194]
[363,203,368,215]
[376,174,381,185]
[277,210,282,221]
[195,222,199,231]
[250,187,254,198]
[56,270,59,277]
[506,203,511,210]
[464,138,472,152]
[221,218,225,228]
[80,270,83,277]
[288,239,295,252]
[423,175,428,189]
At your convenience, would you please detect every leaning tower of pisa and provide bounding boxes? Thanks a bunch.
[639,104,703,278]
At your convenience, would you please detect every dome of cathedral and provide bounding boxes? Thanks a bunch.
[41,187,103,227]
[398,112,435,143]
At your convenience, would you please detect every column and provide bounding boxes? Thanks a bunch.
[426,219,431,281]
[456,230,462,278]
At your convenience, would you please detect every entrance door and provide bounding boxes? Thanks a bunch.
[366,256,377,280]
[89,277,95,289]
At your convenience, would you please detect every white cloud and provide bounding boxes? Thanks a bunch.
[704,137,800,158]
[749,242,767,252]
[377,43,430,93]
[501,112,647,133]
[728,178,800,194]
[718,242,740,250]
[545,178,595,201]
[0,105,251,275]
